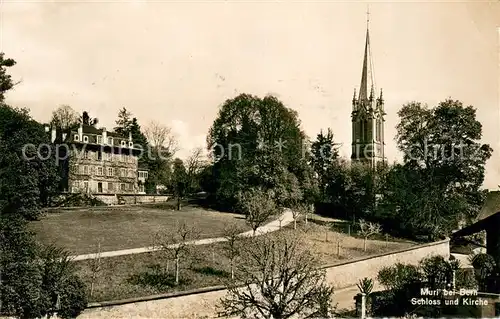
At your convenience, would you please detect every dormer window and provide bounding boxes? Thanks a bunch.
[121,140,126,147]
[97,136,102,144]
[129,141,133,148]
[83,135,89,143]
[74,134,80,141]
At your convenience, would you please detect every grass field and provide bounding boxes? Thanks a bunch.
[77,220,415,303]
[30,203,250,255]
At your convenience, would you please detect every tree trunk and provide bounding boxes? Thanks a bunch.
[363,238,367,252]
[175,257,179,285]
[305,213,308,225]
[230,260,234,280]
[177,196,181,210]
[294,219,297,230]
[253,228,256,236]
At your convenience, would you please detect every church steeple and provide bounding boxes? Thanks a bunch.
[351,8,386,168]
[358,26,375,103]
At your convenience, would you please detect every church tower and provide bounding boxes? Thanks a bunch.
[351,12,386,168]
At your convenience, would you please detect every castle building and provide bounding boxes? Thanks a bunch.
[48,122,149,195]
[351,17,386,168]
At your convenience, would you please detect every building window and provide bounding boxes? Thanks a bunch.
[83,181,89,191]
[107,167,113,176]
[72,181,79,193]
[106,152,112,161]
[139,184,145,193]
[108,182,114,191]
[121,140,126,147]
[98,151,102,161]
[97,136,102,144]
[98,182,103,193]
[107,137,113,145]
[74,134,79,141]
[84,151,89,159]
[97,166,103,176]
[120,183,125,191]
[83,135,89,143]
[129,141,133,148]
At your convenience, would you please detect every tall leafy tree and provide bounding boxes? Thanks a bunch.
[114,107,132,136]
[170,158,188,210]
[379,99,493,239]
[310,128,339,200]
[80,111,98,126]
[207,94,316,212]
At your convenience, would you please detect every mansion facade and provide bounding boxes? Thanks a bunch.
[47,122,149,195]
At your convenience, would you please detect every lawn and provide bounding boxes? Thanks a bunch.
[77,220,416,303]
[30,202,250,255]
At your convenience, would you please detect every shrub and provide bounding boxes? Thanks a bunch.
[455,268,478,289]
[56,274,88,319]
[377,263,422,291]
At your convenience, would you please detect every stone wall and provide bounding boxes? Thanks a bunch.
[78,239,450,318]
[94,194,169,205]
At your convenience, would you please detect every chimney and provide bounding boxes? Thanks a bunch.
[51,127,57,143]
[128,131,132,142]
[78,122,83,141]
[102,128,107,144]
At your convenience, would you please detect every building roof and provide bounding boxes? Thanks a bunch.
[452,191,500,237]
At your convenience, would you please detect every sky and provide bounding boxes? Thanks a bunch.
[1,0,499,189]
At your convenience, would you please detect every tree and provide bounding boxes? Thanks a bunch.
[238,188,278,236]
[144,121,178,192]
[358,219,382,252]
[50,105,79,131]
[0,54,86,318]
[207,94,314,212]
[170,158,188,210]
[153,223,198,285]
[310,128,340,199]
[394,100,492,228]
[80,111,98,126]
[0,53,17,102]
[114,107,132,136]
[218,233,335,319]
[222,223,245,280]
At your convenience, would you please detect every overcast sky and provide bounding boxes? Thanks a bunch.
[1,0,499,189]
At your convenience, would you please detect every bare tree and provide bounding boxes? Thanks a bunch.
[153,222,198,285]
[144,121,179,159]
[51,104,80,131]
[222,223,245,280]
[88,241,102,298]
[239,188,278,236]
[358,219,382,252]
[218,233,335,319]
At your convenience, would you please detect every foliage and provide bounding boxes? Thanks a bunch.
[238,187,279,235]
[80,111,98,126]
[0,104,60,218]
[50,105,80,131]
[310,128,339,199]
[380,99,493,239]
[419,255,458,290]
[0,52,17,102]
[218,233,335,319]
[470,253,496,291]
[207,94,315,212]
[377,263,421,291]
[357,277,374,295]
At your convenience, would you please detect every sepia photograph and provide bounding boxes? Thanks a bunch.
[0,0,499,318]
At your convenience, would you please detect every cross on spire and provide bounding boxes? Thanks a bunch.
[366,5,370,28]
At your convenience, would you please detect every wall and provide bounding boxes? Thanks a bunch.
[77,239,450,319]
[94,194,169,205]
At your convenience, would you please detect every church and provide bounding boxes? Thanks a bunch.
[351,14,387,168]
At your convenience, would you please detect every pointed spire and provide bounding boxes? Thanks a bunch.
[358,8,375,103]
